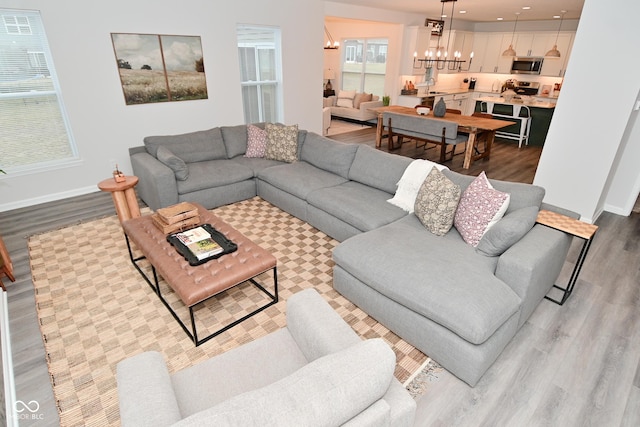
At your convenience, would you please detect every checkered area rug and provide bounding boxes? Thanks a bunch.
[29,197,437,426]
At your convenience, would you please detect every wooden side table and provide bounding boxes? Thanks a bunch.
[536,209,598,305]
[98,175,141,224]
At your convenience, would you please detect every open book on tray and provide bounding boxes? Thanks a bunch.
[167,224,237,266]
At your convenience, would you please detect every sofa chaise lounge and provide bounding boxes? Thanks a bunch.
[129,123,576,386]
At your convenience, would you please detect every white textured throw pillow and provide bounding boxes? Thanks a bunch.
[336,90,356,108]
[387,159,449,213]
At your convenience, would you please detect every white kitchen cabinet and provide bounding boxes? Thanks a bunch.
[514,32,553,57]
[541,32,574,77]
[470,33,512,73]
[439,93,472,115]
[401,26,431,75]
[436,30,474,74]
[397,95,426,108]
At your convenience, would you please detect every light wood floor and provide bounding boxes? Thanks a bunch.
[1,128,638,426]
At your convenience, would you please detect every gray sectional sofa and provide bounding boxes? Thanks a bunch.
[129,123,575,386]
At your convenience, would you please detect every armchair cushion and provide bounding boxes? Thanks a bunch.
[172,339,395,427]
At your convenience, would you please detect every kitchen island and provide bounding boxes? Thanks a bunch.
[474,97,556,146]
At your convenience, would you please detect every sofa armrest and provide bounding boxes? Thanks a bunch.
[286,288,360,361]
[496,224,573,326]
[130,149,179,211]
[359,99,383,112]
[117,351,182,427]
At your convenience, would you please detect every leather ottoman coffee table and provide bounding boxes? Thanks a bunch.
[122,203,278,346]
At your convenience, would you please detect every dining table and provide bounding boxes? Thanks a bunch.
[369,105,514,169]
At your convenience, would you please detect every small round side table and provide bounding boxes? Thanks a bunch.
[98,175,141,224]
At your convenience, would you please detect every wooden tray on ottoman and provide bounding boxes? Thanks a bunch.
[122,203,278,346]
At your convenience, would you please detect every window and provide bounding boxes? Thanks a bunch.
[236,25,283,124]
[0,10,78,174]
[3,15,31,35]
[341,38,388,97]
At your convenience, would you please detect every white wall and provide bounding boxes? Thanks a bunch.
[533,0,640,222]
[0,0,323,211]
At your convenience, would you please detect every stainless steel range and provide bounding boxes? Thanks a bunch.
[514,81,540,96]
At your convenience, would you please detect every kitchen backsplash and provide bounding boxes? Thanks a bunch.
[407,72,563,95]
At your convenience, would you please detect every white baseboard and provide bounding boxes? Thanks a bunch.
[1,291,18,427]
[0,185,98,213]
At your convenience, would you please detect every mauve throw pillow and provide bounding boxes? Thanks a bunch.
[414,167,461,236]
[245,124,268,158]
[454,171,510,247]
[264,123,299,163]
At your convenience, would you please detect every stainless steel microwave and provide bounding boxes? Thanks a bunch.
[510,57,544,75]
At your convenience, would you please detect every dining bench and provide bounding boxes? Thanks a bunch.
[382,111,468,162]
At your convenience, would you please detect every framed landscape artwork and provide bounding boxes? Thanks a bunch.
[111,33,208,105]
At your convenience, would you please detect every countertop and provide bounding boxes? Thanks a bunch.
[399,88,559,104]
[475,96,556,109]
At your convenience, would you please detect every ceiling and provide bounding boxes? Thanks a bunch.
[328,0,585,22]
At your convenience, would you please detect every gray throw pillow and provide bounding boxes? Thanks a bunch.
[476,206,539,256]
[157,145,189,181]
[414,167,461,236]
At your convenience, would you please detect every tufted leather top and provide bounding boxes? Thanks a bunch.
[122,203,276,307]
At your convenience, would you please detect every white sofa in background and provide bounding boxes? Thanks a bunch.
[324,90,383,123]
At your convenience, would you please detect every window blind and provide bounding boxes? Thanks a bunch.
[0,9,77,173]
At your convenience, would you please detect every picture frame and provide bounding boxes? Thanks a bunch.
[425,19,445,36]
[111,33,208,105]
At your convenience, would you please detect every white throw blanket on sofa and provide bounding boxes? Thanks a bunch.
[387,159,449,213]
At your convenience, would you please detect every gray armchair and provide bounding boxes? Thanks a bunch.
[116,288,416,426]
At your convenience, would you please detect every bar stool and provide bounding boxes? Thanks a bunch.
[481,101,531,148]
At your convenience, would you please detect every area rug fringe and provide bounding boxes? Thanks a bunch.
[28,197,433,426]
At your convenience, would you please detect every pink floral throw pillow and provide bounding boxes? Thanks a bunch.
[454,171,510,247]
[245,124,268,158]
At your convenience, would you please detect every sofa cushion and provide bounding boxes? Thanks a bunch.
[176,160,254,195]
[349,145,413,194]
[245,124,268,158]
[476,206,539,257]
[307,181,408,232]
[443,170,544,215]
[353,92,372,109]
[144,127,227,163]
[156,145,189,181]
[414,167,461,236]
[173,339,395,427]
[300,133,358,179]
[258,161,348,200]
[336,90,356,108]
[230,156,283,177]
[220,124,250,159]
[265,123,299,163]
[333,214,521,345]
[454,172,510,247]
[388,159,449,213]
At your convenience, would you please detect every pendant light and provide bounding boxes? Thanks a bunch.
[545,10,566,58]
[502,13,520,57]
[324,25,339,50]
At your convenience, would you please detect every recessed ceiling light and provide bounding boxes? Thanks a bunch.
[459,10,466,14]
[553,15,561,18]
[497,17,504,21]
[522,6,531,10]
